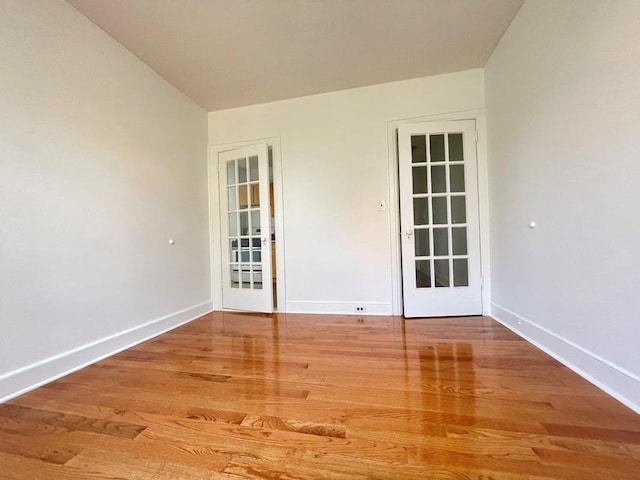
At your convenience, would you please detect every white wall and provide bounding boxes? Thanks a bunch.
[209,69,486,315]
[0,0,211,401]
[486,0,640,411]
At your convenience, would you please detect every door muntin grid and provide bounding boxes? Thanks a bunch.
[411,132,469,289]
[226,155,264,290]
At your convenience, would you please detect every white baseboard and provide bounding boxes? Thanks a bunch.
[0,301,213,404]
[491,302,640,414]
[285,300,392,316]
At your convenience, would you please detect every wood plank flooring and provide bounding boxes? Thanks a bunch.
[1,312,639,479]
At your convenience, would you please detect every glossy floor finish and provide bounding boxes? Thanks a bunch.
[1,313,640,479]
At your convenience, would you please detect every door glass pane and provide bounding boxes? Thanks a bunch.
[252,248,261,263]
[228,213,238,236]
[434,259,450,287]
[227,186,237,211]
[452,227,468,255]
[430,134,445,162]
[227,160,236,185]
[250,183,260,207]
[238,185,248,209]
[413,198,429,225]
[412,166,428,194]
[239,211,249,235]
[249,156,259,181]
[451,196,466,224]
[415,260,431,288]
[238,158,247,183]
[229,239,238,262]
[250,237,261,262]
[448,133,464,162]
[411,135,426,163]
[230,265,239,288]
[241,238,250,248]
[241,264,250,288]
[450,165,465,193]
[240,249,250,262]
[431,166,446,193]
[433,228,449,256]
[432,196,448,224]
[453,259,469,287]
[253,267,263,289]
[414,229,430,257]
[250,210,261,234]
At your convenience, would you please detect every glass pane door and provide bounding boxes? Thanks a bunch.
[219,144,272,312]
[398,120,482,318]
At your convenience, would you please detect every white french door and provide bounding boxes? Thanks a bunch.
[219,144,273,313]
[398,120,482,317]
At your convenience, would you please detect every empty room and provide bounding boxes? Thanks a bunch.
[1,0,639,478]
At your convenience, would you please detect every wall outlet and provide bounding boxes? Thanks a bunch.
[355,305,366,313]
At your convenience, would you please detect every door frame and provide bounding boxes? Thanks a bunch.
[386,110,491,316]
[208,137,286,312]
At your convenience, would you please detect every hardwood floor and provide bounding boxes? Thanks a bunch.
[1,312,639,479]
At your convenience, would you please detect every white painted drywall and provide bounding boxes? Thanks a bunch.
[0,0,210,399]
[209,70,485,315]
[486,0,640,409]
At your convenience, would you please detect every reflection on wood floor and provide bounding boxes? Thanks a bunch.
[1,312,640,479]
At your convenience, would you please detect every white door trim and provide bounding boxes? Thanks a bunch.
[386,109,491,316]
[208,137,286,312]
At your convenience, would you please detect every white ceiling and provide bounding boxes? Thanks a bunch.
[67,0,523,112]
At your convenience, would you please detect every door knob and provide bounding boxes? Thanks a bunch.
[261,237,268,246]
